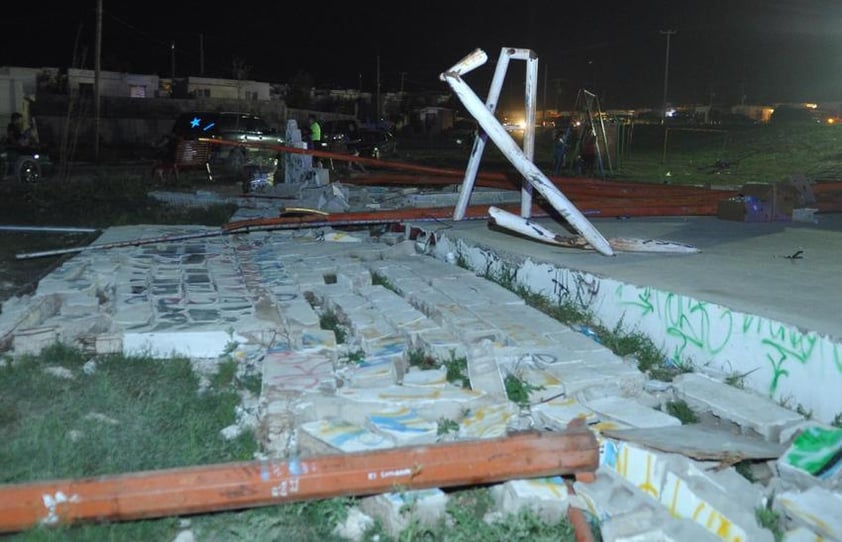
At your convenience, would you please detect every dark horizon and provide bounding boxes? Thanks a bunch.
[3,1,842,110]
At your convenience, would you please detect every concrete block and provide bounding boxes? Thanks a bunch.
[13,326,59,355]
[95,333,123,354]
[344,359,397,388]
[299,418,394,453]
[543,360,646,396]
[262,347,335,395]
[58,292,100,316]
[782,526,825,542]
[776,424,842,490]
[673,373,804,442]
[532,396,599,429]
[573,466,659,523]
[278,296,321,329]
[489,476,570,523]
[366,406,438,446]
[360,489,448,538]
[600,507,721,542]
[415,328,466,361]
[583,396,681,429]
[402,366,449,387]
[458,403,519,439]
[465,349,507,398]
[778,486,842,541]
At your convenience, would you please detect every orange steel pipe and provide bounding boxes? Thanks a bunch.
[0,428,598,533]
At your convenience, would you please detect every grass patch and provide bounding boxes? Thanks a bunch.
[445,487,577,541]
[371,271,398,293]
[318,308,347,344]
[437,417,460,436]
[0,344,256,485]
[442,352,470,389]
[665,399,699,424]
[407,347,437,370]
[755,503,784,542]
[504,373,545,408]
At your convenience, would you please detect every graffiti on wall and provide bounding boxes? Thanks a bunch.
[615,284,841,396]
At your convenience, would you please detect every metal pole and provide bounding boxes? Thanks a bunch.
[199,34,204,75]
[0,429,597,533]
[660,29,677,122]
[171,41,176,79]
[93,0,102,163]
[441,57,614,256]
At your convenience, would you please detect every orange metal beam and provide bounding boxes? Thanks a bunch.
[0,428,598,534]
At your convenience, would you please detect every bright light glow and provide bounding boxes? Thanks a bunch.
[665,108,677,118]
[827,118,836,124]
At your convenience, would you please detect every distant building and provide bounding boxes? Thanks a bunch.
[67,68,159,98]
[174,76,270,101]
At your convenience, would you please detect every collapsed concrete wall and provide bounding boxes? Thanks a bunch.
[429,234,842,425]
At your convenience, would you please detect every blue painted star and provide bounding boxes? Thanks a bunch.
[190,116,201,128]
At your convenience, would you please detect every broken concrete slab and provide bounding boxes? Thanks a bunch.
[776,424,842,490]
[359,489,448,537]
[488,476,570,524]
[582,395,681,429]
[673,373,805,442]
[602,424,787,462]
[777,486,842,541]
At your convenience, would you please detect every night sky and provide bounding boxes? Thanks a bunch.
[3,0,842,109]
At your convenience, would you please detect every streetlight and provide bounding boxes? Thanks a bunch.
[660,29,677,122]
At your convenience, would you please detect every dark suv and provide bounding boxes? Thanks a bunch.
[168,111,284,187]
[320,119,397,159]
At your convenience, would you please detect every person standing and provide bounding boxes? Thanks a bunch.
[551,123,570,176]
[308,114,322,150]
[6,112,33,148]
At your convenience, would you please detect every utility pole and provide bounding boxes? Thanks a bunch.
[376,54,381,121]
[660,29,677,122]
[199,34,204,75]
[94,0,102,163]
[170,41,176,79]
[399,71,407,94]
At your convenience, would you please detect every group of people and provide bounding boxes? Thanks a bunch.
[550,120,598,177]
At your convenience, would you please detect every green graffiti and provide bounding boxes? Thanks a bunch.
[663,296,732,357]
[784,426,842,478]
[617,284,654,315]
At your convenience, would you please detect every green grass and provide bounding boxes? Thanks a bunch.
[755,503,785,542]
[0,344,256,484]
[613,123,842,186]
[665,399,699,424]
[318,308,347,344]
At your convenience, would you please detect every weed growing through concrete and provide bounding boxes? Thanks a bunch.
[796,404,814,420]
[437,417,460,436]
[734,460,755,482]
[755,502,784,542]
[665,399,699,424]
[504,373,545,407]
[486,269,678,380]
[341,349,366,365]
[442,351,470,389]
[407,347,438,370]
[318,308,347,344]
[371,271,397,293]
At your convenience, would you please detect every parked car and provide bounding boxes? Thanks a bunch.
[320,119,397,159]
[0,143,52,183]
[166,111,284,189]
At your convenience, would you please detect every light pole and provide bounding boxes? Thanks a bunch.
[660,29,677,122]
